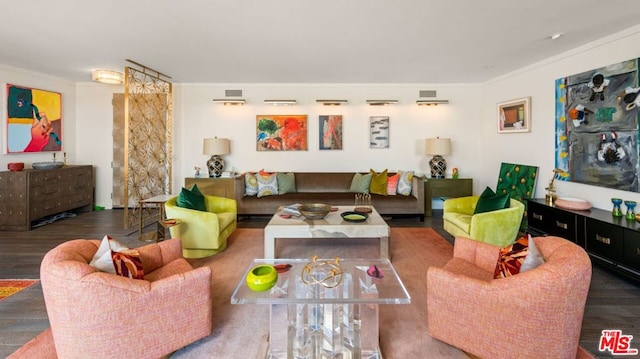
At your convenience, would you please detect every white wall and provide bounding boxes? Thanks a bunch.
[480,25,640,210]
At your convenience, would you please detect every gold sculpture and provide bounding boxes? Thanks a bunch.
[545,168,565,205]
[301,256,344,288]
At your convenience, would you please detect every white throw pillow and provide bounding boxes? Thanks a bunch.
[89,235,129,274]
[521,234,546,272]
[397,171,414,196]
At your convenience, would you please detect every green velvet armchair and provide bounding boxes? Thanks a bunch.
[443,196,525,247]
[165,195,237,258]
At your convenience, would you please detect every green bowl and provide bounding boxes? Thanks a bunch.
[246,264,278,292]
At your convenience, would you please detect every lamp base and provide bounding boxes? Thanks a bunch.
[429,155,447,178]
[207,155,224,178]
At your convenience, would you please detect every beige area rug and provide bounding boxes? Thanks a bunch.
[171,227,469,359]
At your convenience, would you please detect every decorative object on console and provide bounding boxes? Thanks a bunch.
[7,162,24,171]
[624,200,637,220]
[91,69,124,84]
[301,256,343,288]
[298,203,331,220]
[452,167,459,179]
[246,264,278,292]
[497,96,531,133]
[203,137,230,177]
[554,197,592,211]
[611,197,623,217]
[544,168,565,205]
[425,137,451,178]
[354,193,372,213]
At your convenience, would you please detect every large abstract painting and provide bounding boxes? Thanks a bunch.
[319,115,343,150]
[555,58,639,192]
[6,84,62,153]
[256,115,307,151]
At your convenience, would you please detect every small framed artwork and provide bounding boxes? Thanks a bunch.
[497,97,531,133]
[370,116,389,148]
[319,115,343,150]
[256,115,308,151]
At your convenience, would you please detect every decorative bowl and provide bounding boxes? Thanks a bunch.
[32,162,64,170]
[246,264,278,292]
[299,203,331,220]
[554,197,592,211]
[7,162,24,171]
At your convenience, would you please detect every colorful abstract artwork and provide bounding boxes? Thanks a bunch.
[6,84,62,153]
[496,162,538,231]
[555,58,640,192]
[370,116,389,148]
[319,115,343,150]
[256,115,307,151]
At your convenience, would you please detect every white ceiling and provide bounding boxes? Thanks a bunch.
[1,0,640,84]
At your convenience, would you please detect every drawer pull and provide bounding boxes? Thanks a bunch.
[555,221,568,230]
[532,213,543,221]
[595,234,611,245]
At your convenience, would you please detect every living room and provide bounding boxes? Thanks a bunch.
[2,2,640,358]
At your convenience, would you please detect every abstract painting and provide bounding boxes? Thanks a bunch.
[497,97,531,133]
[6,84,62,153]
[256,115,307,151]
[370,116,389,148]
[555,58,639,192]
[319,115,343,150]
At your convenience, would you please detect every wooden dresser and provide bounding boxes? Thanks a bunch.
[0,165,94,230]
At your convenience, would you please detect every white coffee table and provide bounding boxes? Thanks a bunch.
[264,206,390,259]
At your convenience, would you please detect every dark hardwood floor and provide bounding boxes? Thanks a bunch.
[0,209,638,358]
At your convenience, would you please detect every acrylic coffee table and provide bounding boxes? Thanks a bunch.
[231,258,411,359]
[264,205,391,259]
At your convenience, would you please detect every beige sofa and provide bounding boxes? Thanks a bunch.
[233,172,425,220]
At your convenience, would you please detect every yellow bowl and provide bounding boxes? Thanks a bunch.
[246,264,278,292]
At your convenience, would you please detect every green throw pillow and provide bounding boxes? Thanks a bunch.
[474,186,510,214]
[369,169,388,196]
[350,173,372,193]
[177,184,207,211]
[277,172,296,194]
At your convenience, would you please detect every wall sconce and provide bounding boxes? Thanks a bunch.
[316,99,348,106]
[203,137,230,178]
[425,137,451,178]
[264,99,297,105]
[366,100,398,106]
[212,98,246,105]
[91,69,124,84]
[417,99,449,106]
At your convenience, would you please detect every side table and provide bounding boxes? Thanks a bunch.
[424,178,473,216]
[138,194,176,242]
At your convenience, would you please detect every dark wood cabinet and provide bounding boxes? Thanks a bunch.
[527,198,640,282]
[0,165,94,230]
[424,178,472,217]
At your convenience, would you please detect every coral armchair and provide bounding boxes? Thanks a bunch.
[40,238,212,359]
[443,196,525,247]
[165,195,237,258]
[427,236,592,359]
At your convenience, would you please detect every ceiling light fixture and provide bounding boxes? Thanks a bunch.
[264,99,297,105]
[549,32,564,40]
[417,99,450,106]
[212,98,246,106]
[91,69,124,84]
[366,100,398,106]
[316,99,348,106]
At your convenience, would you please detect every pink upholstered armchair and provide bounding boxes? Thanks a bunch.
[40,238,212,359]
[427,236,592,359]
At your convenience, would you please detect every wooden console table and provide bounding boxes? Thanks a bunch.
[424,178,472,216]
[184,177,236,199]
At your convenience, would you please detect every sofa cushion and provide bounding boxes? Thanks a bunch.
[350,173,372,193]
[473,186,510,214]
[369,169,388,196]
[443,212,472,234]
[397,171,414,196]
[177,184,207,211]
[217,211,237,231]
[277,172,296,194]
[387,173,399,195]
[257,173,278,197]
[244,172,258,196]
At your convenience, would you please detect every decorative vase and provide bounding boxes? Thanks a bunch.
[611,198,623,217]
[246,264,278,292]
[624,200,637,220]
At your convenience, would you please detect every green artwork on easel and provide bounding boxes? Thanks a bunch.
[496,162,538,231]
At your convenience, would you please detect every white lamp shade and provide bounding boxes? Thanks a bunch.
[425,137,451,155]
[203,138,230,155]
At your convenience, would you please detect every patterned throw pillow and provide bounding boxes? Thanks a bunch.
[257,173,278,198]
[387,173,399,195]
[89,235,144,280]
[244,172,258,196]
[369,169,388,196]
[350,173,372,193]
[397,171,414,196]
[277,172,296,194]
[111,249,144,280]
[176,184,206,211]
[494,234,544,279]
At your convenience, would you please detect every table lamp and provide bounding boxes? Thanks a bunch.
[203,137,230,177]
[425,137,451,178]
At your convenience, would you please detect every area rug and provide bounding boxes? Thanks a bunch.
[0,280,39,302]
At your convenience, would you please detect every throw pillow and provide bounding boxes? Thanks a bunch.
[387,173,399,195]
[494,235,529,279]
[397,171,414,196]
[350,173,372,193]
[111,249,144,280]
[89,235,144,280]
[473,186,510,214]
[369,169,388,196]
[176,184,207,211]
[244,172,258,196]
[521,235,545,272]
[277,172,296,194]
[257,173,278,198]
